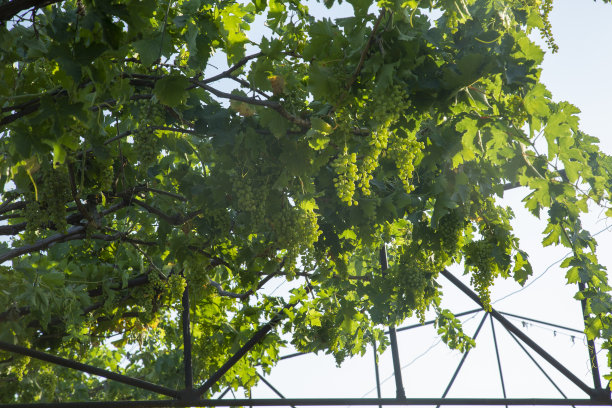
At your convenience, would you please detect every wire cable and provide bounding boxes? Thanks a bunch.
[493,224,612,304]
[354,312,483,400]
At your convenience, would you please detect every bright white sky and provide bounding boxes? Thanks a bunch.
[213,1,612,406]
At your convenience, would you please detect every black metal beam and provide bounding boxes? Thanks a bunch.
[441,269,596,398]
[380,245,406,400]
[181,284,193,392]
[499,311,583,335]
[0,341,180,398]
[196,305,292,396]
[256,373,297,408]
[489,315,507,408]
[372,338,382,408]
[387,327,405,399]
[217,387,231,399]
[279,351,305,360]
[2,397,612,407]
[437,312,487,408]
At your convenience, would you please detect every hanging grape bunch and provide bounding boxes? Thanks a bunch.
[232,172,268,229]
[436,210,466,254]
[332,147,359,205]
[398,252,440,323]
[464,238,495,309]
[375,86,424,193]
[132,99,165,167]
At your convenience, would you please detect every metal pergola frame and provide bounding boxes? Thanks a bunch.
[1,258,611,407]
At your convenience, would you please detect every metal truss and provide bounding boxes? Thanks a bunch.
[1,255,611,407]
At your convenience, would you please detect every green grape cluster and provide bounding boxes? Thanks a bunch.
[37,370,58,396]
[134,99,166,125]
[23,163,70,241]
[539,0,558,53]
[464,239,495,309]
[132,99,165,167]
[9,356,31,381]
[358,129,388,195]
[132,127,158,167]
[272,207,300,248]
[389,133,423,193]
[209,208,232,236]
[233,175,255,210]
[506,95,528,125]
[332,147,359,205]
[297,207,321,249]
[139,271,165,322]
[405,266,426,294]
[232,174,267,228]
[355,86,407,195]
[168,274,187,304]
[371,86,405,126]
[398,253,440,323]
[436,211,464,253]
[270,205,321,271]
[23,200,42,243]
[98,159,115,192]
[407,260,428,321]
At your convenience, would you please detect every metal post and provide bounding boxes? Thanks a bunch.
[182,283,194,391]
[380,245,406,399]
[490,315,507,408]
[372,338,382,408]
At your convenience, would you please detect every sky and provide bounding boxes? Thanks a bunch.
[210,1,612,407]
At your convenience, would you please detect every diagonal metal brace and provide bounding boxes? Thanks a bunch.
[196,304,295,397]
[256,372,297,408]
[0,340,181,398]
[441,269,599,399]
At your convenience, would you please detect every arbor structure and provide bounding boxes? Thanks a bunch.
[2,0,612,404]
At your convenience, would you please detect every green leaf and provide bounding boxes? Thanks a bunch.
[258,108,289,139]
[512,250,532,285]
[306,309,322,327]
[134,34,165,66]
[585,317,603,340]
[52,142,67,167]
[339,229,357,241]
[41,271,65,288]
[310,117,333,134]
[347,0,372,17]
[524,83,551,118]
[154,75,190,107]
[452,117,478,167]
